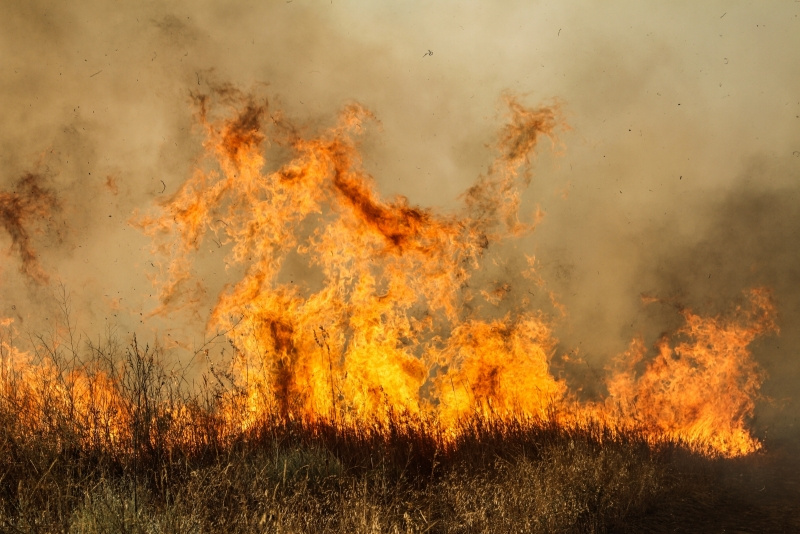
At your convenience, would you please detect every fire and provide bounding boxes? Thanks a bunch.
[0,318,131,449]
[137,88,564,428]
[603,288,777,456]
[1,87,777,458]
[132,87,778,456]
[434,315,565,427]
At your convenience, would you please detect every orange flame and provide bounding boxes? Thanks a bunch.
[126,88,777,457]
[0,85,773,458]
[136,89,563,428]
[604,288,777,456]
[0,318,131,449]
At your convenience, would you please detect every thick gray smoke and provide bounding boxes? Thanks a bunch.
[1,1,799,437]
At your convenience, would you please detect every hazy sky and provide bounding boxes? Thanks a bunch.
[2,1,799,434]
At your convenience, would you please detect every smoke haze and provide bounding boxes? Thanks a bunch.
[2,1,799,437]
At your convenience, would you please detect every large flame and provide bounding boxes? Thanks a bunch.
[134,88,777,456]
[137,89,564,427]
[1,88,776,458]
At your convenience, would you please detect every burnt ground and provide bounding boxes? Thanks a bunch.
[617,438,800,533]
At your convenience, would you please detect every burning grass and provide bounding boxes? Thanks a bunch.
[1,87,791,531]
[0,327,750,533]
[128,88,777,459]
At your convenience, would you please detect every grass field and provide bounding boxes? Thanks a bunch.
[3,333,797,533]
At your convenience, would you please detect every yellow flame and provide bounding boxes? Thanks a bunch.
[3,89,774,458]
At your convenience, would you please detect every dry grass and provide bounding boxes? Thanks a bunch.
[0,332,745,533]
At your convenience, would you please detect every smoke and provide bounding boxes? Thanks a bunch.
[1,1,799,435]
[0,173,61,284]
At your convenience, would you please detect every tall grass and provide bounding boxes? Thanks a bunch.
[0,330,731,533]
